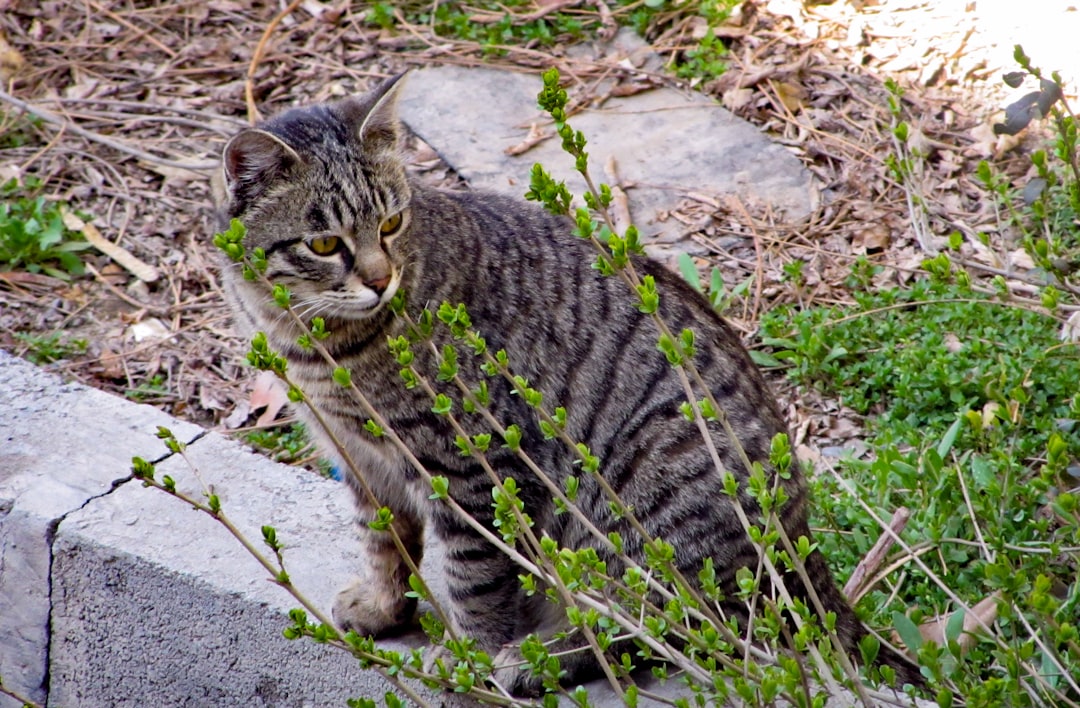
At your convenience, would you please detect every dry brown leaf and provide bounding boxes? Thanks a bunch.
[906,125,934,158]
[968,120,998,157]
[1007,248,1035,271]
[1061,311,1080,343]
[222,400,250,430]
[61,207,160,283]
[0,270,64,289]
[0,29,25,82]
[917,594,1000,652]
[853,223,890,254]
[843,507,911,602]
[198,382,232,413]
[142,160,208,185]
[504,122,551,157]
[722,87,755,112]
[964,236,1001,268]
[97,345,127,381]
[126,317,171,343]
[772,80,806,113]
[250,370,290,427]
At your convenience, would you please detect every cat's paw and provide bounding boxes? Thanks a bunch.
[491,644,544,697]
[421,642,450,674]
[331,577,416,636]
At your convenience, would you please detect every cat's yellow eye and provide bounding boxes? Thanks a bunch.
[308,236,341,256]
[379,212,404,237]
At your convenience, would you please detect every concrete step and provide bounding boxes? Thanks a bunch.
[0,351,423,706]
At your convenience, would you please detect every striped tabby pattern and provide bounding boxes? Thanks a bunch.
[215,75,921,695]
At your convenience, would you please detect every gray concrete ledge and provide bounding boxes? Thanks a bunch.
[0,351,421,707]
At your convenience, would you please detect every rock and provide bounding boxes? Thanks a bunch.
[397,63,817,242]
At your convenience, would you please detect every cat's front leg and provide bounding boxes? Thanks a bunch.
[492,631,609,697]
[333,502,424,637]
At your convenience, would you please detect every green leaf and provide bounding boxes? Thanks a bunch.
[892,611,924,652]
[130,456,155,481]
[368,507,394,531]
[503,424,522,452]
[636,275,659,313]
[748,349,785,368]
[944,607,966,646]
[272,284,291,308]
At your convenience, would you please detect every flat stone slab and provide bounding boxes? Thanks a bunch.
[398,64,817,239]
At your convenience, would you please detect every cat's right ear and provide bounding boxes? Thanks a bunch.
[341,73,408,155]
[222,129,301,189]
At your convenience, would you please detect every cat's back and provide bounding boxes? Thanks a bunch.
[404,182,788,473]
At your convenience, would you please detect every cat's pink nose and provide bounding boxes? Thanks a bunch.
[367,275,391,292]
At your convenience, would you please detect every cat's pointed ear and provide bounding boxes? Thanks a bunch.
[342,73,409,153]
[222,129,301,187]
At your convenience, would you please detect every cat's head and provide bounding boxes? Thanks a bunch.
[217,74,411,321]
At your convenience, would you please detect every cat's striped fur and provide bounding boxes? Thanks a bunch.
[215,74,923,695]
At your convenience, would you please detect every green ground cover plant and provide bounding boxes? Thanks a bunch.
[755,48,1080,706]
[0,176,91,280]
[12,331,88,365]
[362,0,738,76]
[0,109,42,149]
[761,276,1080,706]
[243,421,336,476]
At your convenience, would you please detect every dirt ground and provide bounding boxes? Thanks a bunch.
[0,0,1073,457]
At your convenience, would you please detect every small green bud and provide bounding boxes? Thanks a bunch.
[368,507,394,531]
[503,424,522,452]
[261,525,280,550]
[429,476,449,500]
[332,367,352,387]
[431,393,452,415]
[272,284,291,308]
[131,456,155,481]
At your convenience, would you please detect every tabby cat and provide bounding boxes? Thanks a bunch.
[215,74,922,696]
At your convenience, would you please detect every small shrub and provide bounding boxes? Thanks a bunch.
[0,177,92,280]
[13,331,88,364]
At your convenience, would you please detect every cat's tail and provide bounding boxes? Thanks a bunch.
[801,548,927,691]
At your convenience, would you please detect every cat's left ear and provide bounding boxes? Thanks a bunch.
[222,129,301,187]
[343,73,409,153]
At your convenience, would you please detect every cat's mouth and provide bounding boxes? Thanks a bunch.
[314,274,401,321]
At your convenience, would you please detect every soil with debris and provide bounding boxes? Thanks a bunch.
[0,0,1070,456]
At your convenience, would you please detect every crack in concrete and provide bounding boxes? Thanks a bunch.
[40,426,210,703]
